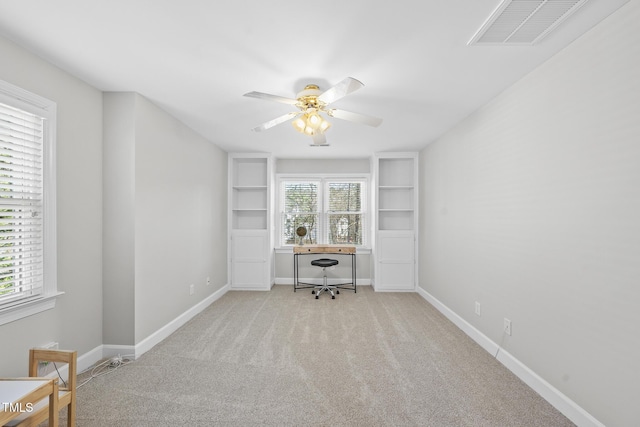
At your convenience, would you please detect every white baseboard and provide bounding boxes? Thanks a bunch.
[275,277,371,286]
[98,284,229,363]
[101,344,135,360]
[415,286,605,427]
[133,284,229,358]
[78,344,108,373]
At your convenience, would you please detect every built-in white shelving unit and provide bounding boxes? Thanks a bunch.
[228,153,274,290]
[373,153,418,291]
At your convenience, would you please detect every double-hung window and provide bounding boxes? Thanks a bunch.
[279,176,368,247]
[0,79,57,325]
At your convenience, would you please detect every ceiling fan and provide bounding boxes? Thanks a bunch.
[244,77,382,146]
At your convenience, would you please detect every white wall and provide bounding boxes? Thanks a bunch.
[103,93,228,345]
[275,252,370,285]
[0,35,103,375]
[133,94,227,342]
[419,1,640,426]
[103,93,136,345]
[276,158,370,174]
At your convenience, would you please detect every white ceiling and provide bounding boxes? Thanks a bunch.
[0,0,629,158]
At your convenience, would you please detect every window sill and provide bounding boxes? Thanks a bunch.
[0,292,64,326]
[275,246,371,254]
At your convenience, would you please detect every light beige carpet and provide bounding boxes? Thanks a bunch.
[69,285,574,426]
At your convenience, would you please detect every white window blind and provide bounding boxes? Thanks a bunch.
[279,177,367,246]
[0,101,45,309]
[282,181,319,245]
[327,181,364,245]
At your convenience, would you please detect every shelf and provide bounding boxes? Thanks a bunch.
[378,186,414,211]
[374,153,417,291]
[229,153,273,289]
[232,210,267,230]
[233,186,267,210]
[378,158,414,187]
[378,210,414,230]
[233,158,268,187]
[230,155,269,231]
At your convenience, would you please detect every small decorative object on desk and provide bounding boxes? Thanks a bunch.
[296,226,307,245]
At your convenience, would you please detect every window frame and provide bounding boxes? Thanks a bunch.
[277,173,370,249]
[0,79,59,326]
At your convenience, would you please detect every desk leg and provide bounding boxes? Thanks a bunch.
[293,253,298,292]
[353,253,357,293]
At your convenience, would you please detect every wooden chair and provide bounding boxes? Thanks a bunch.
[3,349,77,427]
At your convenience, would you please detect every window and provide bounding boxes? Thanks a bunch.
[0,79,57,325]
[279,176,367,247]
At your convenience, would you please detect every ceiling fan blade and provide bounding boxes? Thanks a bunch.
[251,112,299,132]
[244,91,298,105]
[326,108,383,127]
[311,133,328,146]
[317,77,364,105]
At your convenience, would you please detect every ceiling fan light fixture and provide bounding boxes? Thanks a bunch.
[292,112,331,136]
[319,119,331,132]
[292,117,306,133]
[307,112,321,127]
[246,77,381,144]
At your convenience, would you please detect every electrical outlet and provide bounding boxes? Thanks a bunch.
[189,284,195,295]
[475,302,481,316]
[504,318,512,336]
[38,342,59,371]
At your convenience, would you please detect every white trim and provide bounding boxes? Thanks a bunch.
[101,344,136,359]
[77,345,106,374]
[0,292,63,326]
[416,286,606,427]
[0,78,58,325]
[100,285,231,361]
[134,284,229,358]
[276,173,371,247]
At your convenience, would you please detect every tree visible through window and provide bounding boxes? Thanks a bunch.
[282,181,318,245]
[280,178,366,246]
[328,182,362,244]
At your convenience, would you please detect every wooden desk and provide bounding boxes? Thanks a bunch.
[0,378,58,426]
[293,245,356,293]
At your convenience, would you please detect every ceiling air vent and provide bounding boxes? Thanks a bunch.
[468,0,590,45]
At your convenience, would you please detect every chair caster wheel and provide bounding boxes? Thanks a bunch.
[312,290,315,294]
[332,295,335,299]
[315,295,319,299]
[336,290,340,294]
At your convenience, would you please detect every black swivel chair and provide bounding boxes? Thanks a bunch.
[311,258,339,299]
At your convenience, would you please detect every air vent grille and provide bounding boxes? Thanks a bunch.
[469,0,589,45]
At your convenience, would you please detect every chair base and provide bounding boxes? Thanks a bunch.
[312,286,339,299]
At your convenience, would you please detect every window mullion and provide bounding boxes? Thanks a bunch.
[319,179,326,244]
